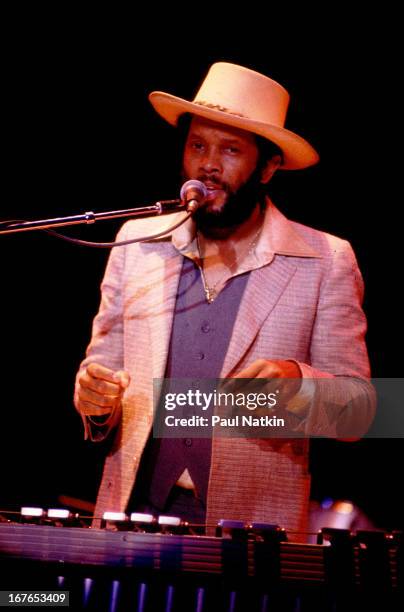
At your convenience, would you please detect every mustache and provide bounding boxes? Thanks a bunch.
[197,175,229,192]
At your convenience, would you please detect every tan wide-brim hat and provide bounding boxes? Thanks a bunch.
[149,62,319,170]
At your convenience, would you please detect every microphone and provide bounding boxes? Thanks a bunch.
[180,180,208,213]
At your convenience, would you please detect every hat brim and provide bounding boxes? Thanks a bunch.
[149,91,319,170]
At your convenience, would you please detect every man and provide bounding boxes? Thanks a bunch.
[74,63,374,539]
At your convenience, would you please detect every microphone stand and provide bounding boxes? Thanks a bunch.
[0,199,184,235]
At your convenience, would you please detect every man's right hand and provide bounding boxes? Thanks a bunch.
[75,363,130,416]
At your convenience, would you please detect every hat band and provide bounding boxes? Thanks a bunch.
[195,100,246,118]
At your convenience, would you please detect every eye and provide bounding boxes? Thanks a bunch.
[225,146,240,154]
[189,141,204,151]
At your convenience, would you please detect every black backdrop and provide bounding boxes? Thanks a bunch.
[1,16,402,532]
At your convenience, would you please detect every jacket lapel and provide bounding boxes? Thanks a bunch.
[221,201,321,377]
[136,240,184,383]
[221,256,297,376]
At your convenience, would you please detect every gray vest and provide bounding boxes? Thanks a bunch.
[128,257,248,517]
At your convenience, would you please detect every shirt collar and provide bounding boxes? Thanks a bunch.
[171,198,321,271]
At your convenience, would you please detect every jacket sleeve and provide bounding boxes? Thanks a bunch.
[287,238,376,438]
[73,223,129,441]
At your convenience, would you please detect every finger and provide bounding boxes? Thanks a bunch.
[87,363,121,383]
[76,398,114,416]
[79,373,121,396]
[224,361,279,396]
[113,370,131,388]
[220,375,257,396]
[78,386,121,409]
[233,359,269,379]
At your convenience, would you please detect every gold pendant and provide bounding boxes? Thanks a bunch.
[205,286,216,303]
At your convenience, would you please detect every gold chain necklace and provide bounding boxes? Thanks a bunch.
[196,225,263,304]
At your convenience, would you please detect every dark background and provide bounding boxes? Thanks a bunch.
[1,13,401,532]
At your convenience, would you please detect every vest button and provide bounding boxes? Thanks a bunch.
[201,321,210,333]
[196,351,205,360]
[184,439,193,447]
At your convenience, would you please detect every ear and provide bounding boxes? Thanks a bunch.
[260,155,282,184]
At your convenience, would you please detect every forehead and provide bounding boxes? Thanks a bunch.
[187,115,257,145]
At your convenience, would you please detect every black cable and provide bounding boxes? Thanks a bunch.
[0,212,193,248]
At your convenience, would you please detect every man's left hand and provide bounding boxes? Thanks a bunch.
[230,359,302,406]
[235,359,301,380]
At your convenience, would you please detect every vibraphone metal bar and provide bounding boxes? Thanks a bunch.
[0,520,402,611]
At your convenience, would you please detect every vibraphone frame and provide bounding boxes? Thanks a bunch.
[0,522,402,611]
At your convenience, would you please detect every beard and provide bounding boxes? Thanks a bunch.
[181,166,266,239]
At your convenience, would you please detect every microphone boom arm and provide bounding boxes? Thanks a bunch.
[0,199,184,235]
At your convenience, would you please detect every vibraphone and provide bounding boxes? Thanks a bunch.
[0,509,402,611]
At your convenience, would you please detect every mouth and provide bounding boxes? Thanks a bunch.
[203,182,226,201]
[205,189,223,201]
[204,181,222,189]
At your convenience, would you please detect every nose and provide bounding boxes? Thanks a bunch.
[199,146,222,175]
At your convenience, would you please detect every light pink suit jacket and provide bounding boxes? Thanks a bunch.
[75,201,374,539]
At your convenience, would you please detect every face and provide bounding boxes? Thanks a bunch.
[182,116,276,236]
